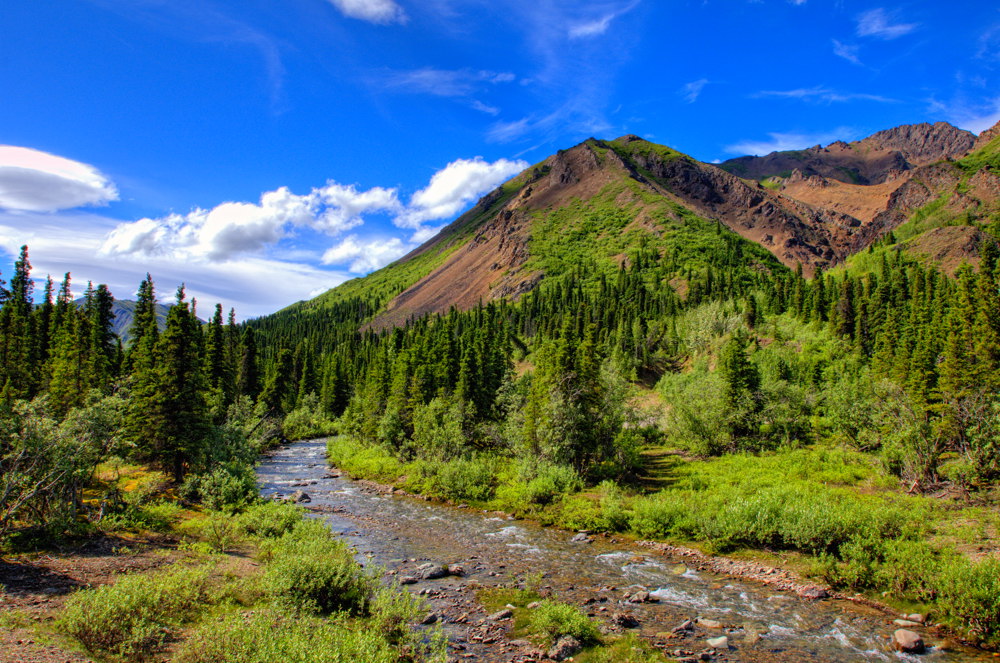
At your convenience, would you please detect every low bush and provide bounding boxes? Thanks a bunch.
[237,500,302,539]
[58,565,214,660]
[529,600,601,646]
[283,394,338,441]
[264,521,376,615]
[173,609,410,663]
[937,557,1000,647]
[180,461,259,512]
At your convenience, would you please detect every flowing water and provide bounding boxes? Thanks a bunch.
[257,439,989,662]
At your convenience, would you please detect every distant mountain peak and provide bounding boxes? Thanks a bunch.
[719,121,976,186]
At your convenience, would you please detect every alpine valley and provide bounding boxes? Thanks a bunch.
[4,118,1000,662]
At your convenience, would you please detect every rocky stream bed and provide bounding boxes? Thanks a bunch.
[257,440,993,663]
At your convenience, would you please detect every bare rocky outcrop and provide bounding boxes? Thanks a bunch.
[974,119,1000,151]
[719,121,976,186]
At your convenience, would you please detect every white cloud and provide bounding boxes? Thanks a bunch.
[102,182,400,261]
[856,8,917,40]
[100,155,524,270]
[724,127,856,156]
[0,215,351,319]
[0,146,119,212]
[754,86,895,104]
[328,0,407,24]
[680,79,709,104]
[321,235,408,273]
[568,2,637,39]
[832,39,863,66]
[396,156,527,229]
[929,97,1000,135]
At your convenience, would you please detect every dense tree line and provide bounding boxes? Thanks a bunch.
[0,246,267,540]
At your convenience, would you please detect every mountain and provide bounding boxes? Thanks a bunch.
[718,122,976,186]
[289,119,999,329]
[73,298,173,344]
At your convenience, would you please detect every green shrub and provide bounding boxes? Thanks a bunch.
[173,609,405,663]
[264,523,376,615]
[237,500,302,539]
[432,456,497,502]
[938,557,1000,646]
[58,565,214,660]
[326,437,405,482]
[188,461,260,511]
[283,394,338,441]
[529,600,601,646]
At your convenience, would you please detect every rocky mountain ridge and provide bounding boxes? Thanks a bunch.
[304,119,999,329]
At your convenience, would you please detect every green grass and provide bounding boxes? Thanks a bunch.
[53,499,439,662]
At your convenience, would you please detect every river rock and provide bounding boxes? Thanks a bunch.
[570,532,593,543]
[796,584,828,600]
[673,619,694,633]
[906,613,927,624]
[706,635,729,649]
[290,490,311,503]
[627,590,654,603]
[894,619,923,628]
[399,576,418,585]
[447,564,465,576]
[421,611,439,625]
[547,635,581,661]
[697,618,723,629]
[488,609,513,621]
[526,601,541,609]
[611,612,640,628]
[416,563,448,580]
[894,629,925,654]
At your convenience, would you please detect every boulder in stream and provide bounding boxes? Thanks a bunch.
[627,590,654,603]
[611,612,640,628]
[415,562,448,580]
[706,635,730,649]
[894,629,925,654]
[289,490,311,503]
[796,584,828,600]
[570,532,593,543]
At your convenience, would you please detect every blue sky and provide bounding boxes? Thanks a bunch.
[1,0,999,318]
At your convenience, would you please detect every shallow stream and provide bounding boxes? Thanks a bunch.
[256,439,989,662]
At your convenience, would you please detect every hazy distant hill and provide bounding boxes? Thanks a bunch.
[73,298,172,344]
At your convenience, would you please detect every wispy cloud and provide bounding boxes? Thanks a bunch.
[832,39,863,66]
[856,8,917,40]
[724,127,857,156]
[754,86,896,104]
[928,96,1000,135]
[680,79,709,104]
[977,23,1000,61]
[470,100,501,115]
[376,67,515,97]
[568,1,639,39]
[327,0,407,25]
